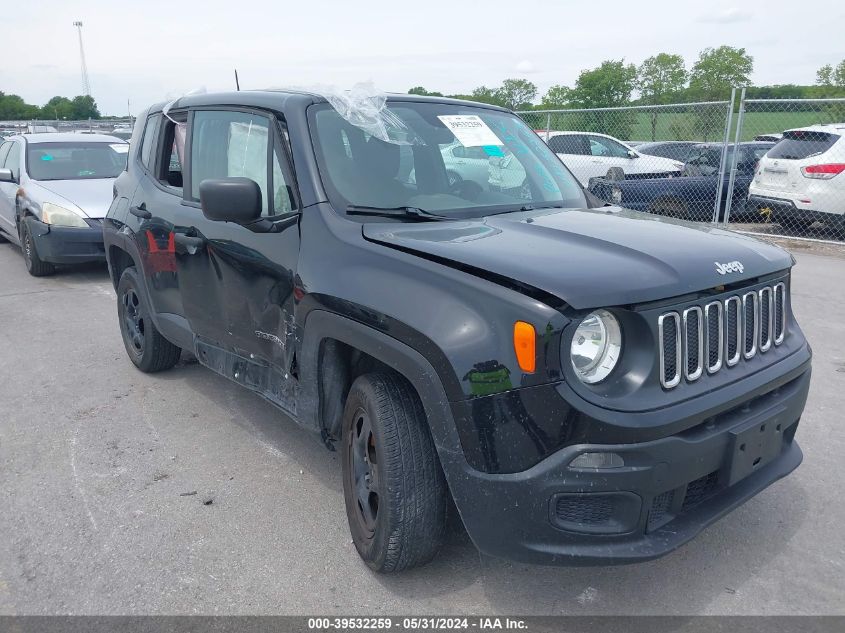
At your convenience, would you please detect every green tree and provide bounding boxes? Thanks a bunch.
[470,86,506,107]
[688,46,753,141]
[540,85,572,109]
[637,53,687,140]
[71,95,101,119]
[42,96,75,120]
[817,64,834,86]
[0,93,40,119]
[495,78,537,110]
[689,46,754,99]
[638,53,687,104]
[569,60,637,139]
[407,86,443,97]
[835,60,845,86]
[570,59,637,108]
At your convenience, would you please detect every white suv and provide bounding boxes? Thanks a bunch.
[748,124,845,231]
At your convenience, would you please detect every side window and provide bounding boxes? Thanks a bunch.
[589,136,629,158]
[190,110,270,215]
[139,114,162,171]
[5,142,21,180]
[155,114,187,191]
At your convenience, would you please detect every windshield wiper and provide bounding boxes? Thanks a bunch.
[346,205,451,221]
[484,203,564,217]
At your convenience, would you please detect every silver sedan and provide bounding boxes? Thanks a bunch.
[0,132,128,276]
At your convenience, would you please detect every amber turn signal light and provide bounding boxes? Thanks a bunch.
[513,321,536,373]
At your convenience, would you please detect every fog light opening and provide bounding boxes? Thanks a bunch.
[569,452,625,470]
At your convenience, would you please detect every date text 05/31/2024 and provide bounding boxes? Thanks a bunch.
[307,617,529,630]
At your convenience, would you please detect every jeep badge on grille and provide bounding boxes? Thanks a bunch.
[715,260,745,275]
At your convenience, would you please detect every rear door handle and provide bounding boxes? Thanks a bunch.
[129,203,151,219]
[173,233,205,252]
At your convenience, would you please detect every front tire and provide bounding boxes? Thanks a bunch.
[341,373,448,572]
[20,221,55,277]
[117,267,181,372]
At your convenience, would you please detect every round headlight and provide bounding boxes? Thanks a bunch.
[570,309,622,384]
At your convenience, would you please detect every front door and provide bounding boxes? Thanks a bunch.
[0,141,21,238]
[178,108,302,414]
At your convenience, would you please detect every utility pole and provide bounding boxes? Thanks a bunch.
[73,21,91,97]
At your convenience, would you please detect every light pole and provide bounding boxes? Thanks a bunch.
[73,21,91,97]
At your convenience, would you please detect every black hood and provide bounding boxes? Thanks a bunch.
[363,207,793,310]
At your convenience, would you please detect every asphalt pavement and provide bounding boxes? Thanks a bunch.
[0,238,843,615]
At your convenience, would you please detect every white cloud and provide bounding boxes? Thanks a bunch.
[697,7,753,23]
[515,60,537,74]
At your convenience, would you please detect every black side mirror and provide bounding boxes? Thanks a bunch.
[0,168,15,183]
[199,177,262,224]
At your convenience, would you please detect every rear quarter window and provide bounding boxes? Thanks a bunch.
[768,131,840,160]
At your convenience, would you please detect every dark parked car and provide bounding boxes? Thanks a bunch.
[635,140,700,163]
[589,142,774,221]
[104,91,810,572]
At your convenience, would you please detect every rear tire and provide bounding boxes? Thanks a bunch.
[20,221,55,277]
[341,373,448,572]
[117,266,181,373]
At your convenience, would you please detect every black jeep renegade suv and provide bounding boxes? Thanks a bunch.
[104,90,811,572]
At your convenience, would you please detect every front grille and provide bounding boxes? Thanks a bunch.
[658,313,681,388]
[682,471,720,510]
[555,496,613,526]
[647,471,721,532]
[647,490,675,532]
[658,282,788,389]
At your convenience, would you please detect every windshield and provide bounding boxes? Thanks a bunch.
[26,142,128,180]
[309,101,585,218]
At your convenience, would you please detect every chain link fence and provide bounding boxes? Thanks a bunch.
[0,118,134,139]
[518,93,845,243]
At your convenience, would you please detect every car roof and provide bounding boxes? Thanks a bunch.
[19,132,128,144]
[784,123,845,134]
[693,141,774,149]
[147,89,511,116]
[636,141,697,148]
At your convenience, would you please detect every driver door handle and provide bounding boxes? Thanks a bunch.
[129,203,151,219]
[173,233,205,252]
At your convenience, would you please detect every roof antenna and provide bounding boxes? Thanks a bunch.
[234,69,241,91]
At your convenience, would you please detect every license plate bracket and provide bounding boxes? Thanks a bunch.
[726,409,787,486]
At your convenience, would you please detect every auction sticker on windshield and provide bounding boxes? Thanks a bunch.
[110,144,130,153]
[437,115,502,147]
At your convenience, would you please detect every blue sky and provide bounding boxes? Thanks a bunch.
[3,0,842,115]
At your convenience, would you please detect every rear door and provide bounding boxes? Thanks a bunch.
[130,111,189,320]
[548,134,592,184]
[178,107,301,413]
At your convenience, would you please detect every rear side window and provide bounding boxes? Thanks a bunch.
[768,131,840,160]
[139,114,162,170]
[156,114,187,190]
[549,135,589,155]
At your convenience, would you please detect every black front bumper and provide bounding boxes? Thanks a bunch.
[26,217,106,264]
[444,354,810,566]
